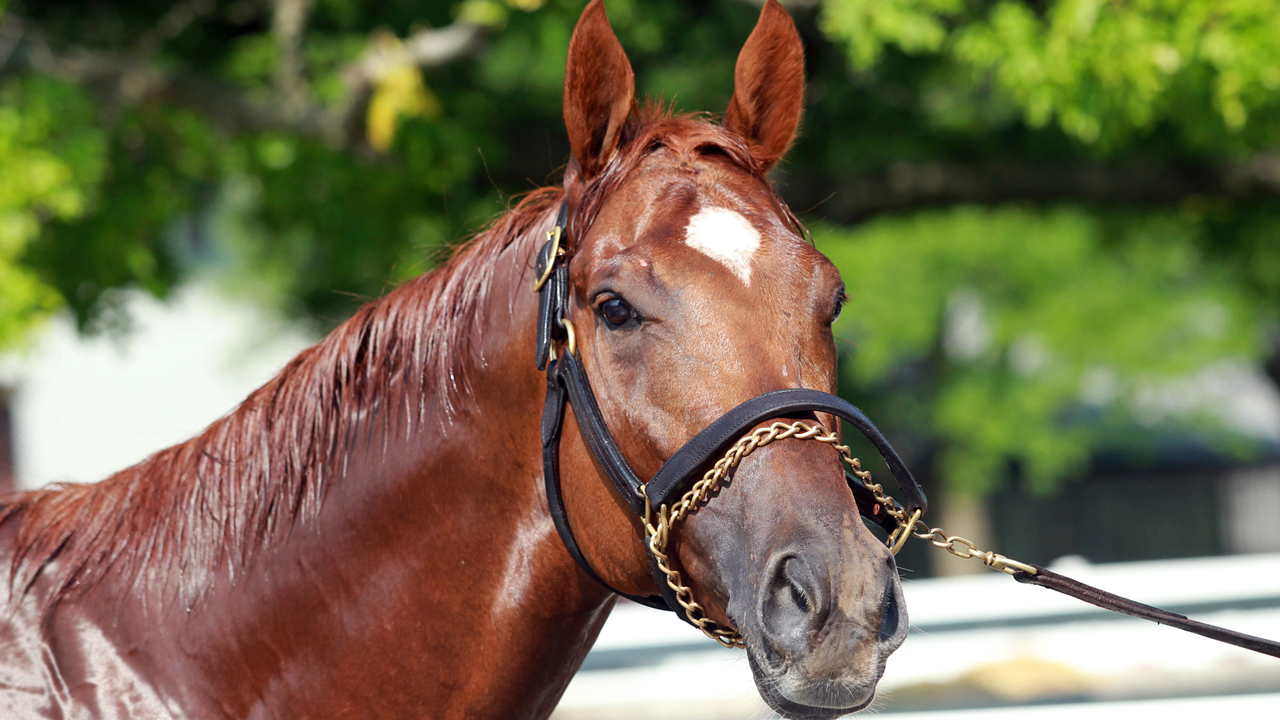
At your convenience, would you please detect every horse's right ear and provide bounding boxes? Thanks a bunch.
[564,0,635,180]
[724,0,805,172]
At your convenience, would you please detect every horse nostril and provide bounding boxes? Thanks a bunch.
[787,574,811,615]
[878,583,900,643]
[778,556,818,618]
[759,555,829,663]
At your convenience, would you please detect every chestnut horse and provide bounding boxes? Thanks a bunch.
[0,2,907,718]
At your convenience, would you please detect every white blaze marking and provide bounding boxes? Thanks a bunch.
[684,207,761,285]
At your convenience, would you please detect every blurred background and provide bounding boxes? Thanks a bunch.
[1,0,1279,716]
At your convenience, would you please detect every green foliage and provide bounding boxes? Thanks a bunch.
[23,102,210,333]
[824,207,1264,494]
[823,0,1280,149]
[216,122,500,321]
[0,77,106,349]
[821,0,962,69]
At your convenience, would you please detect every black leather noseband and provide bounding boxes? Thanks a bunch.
[534,199,927,621]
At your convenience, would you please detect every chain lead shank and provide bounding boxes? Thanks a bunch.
[641,419,1040,646]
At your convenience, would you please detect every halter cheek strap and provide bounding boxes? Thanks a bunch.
[536,199,668,608]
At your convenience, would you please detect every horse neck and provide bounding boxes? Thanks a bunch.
[116,205,615,718]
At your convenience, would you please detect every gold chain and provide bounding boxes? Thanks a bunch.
[641,420,861,647]
[904,521,1038,575]
[641,419,1038,647]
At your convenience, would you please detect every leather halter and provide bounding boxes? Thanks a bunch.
[534,199,927,620]
[531,196,1280,660]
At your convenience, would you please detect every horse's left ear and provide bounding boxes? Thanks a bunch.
[724,0,805,172]
[564,0,635,180]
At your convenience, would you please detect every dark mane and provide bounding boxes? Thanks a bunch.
[0,104,790,613]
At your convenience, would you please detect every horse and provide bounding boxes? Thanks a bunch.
[0,2,908,717]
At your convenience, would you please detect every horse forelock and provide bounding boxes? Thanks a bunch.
[0,105,796,617]
[570,101,807,249]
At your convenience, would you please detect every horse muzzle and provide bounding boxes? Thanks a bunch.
[740,544,908,718]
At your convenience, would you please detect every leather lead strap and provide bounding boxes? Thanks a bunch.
[1013,564,1280,659]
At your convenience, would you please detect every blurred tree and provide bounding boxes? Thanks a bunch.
[0,76,104,348]
[824,208,1264,497]
[0,0,1277,506]
[806,0,1280,510]
[822,0,1280,149]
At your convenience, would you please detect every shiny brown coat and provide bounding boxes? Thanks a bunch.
[0,2,906,718]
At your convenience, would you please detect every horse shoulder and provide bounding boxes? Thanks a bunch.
[0,512,178,720]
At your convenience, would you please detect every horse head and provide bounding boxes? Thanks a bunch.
[550,2,909,716]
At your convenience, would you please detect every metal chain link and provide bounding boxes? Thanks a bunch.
[905,521,1038,575]
[641,420,862,647]
[641,419,1041,646]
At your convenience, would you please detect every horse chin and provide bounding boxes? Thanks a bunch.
[745,643,883,719]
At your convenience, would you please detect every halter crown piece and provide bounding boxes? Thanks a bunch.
[532,198,928,643]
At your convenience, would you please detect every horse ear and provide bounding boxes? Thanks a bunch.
[724,0,805,172]
[564,0,635,179]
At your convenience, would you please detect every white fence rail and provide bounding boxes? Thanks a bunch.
[554,553,1280,719]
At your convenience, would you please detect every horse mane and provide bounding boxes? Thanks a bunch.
[0,184,563,612]
[0,102,797,613]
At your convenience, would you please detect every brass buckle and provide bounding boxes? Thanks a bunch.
[982,553,1039,576]
[547,317,578,362]
[561,317,577,356]
[532,225,563,293]
[889,507,921,555]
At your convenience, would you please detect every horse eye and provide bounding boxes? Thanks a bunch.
[599,297,636,328]
[831,291,847,324]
